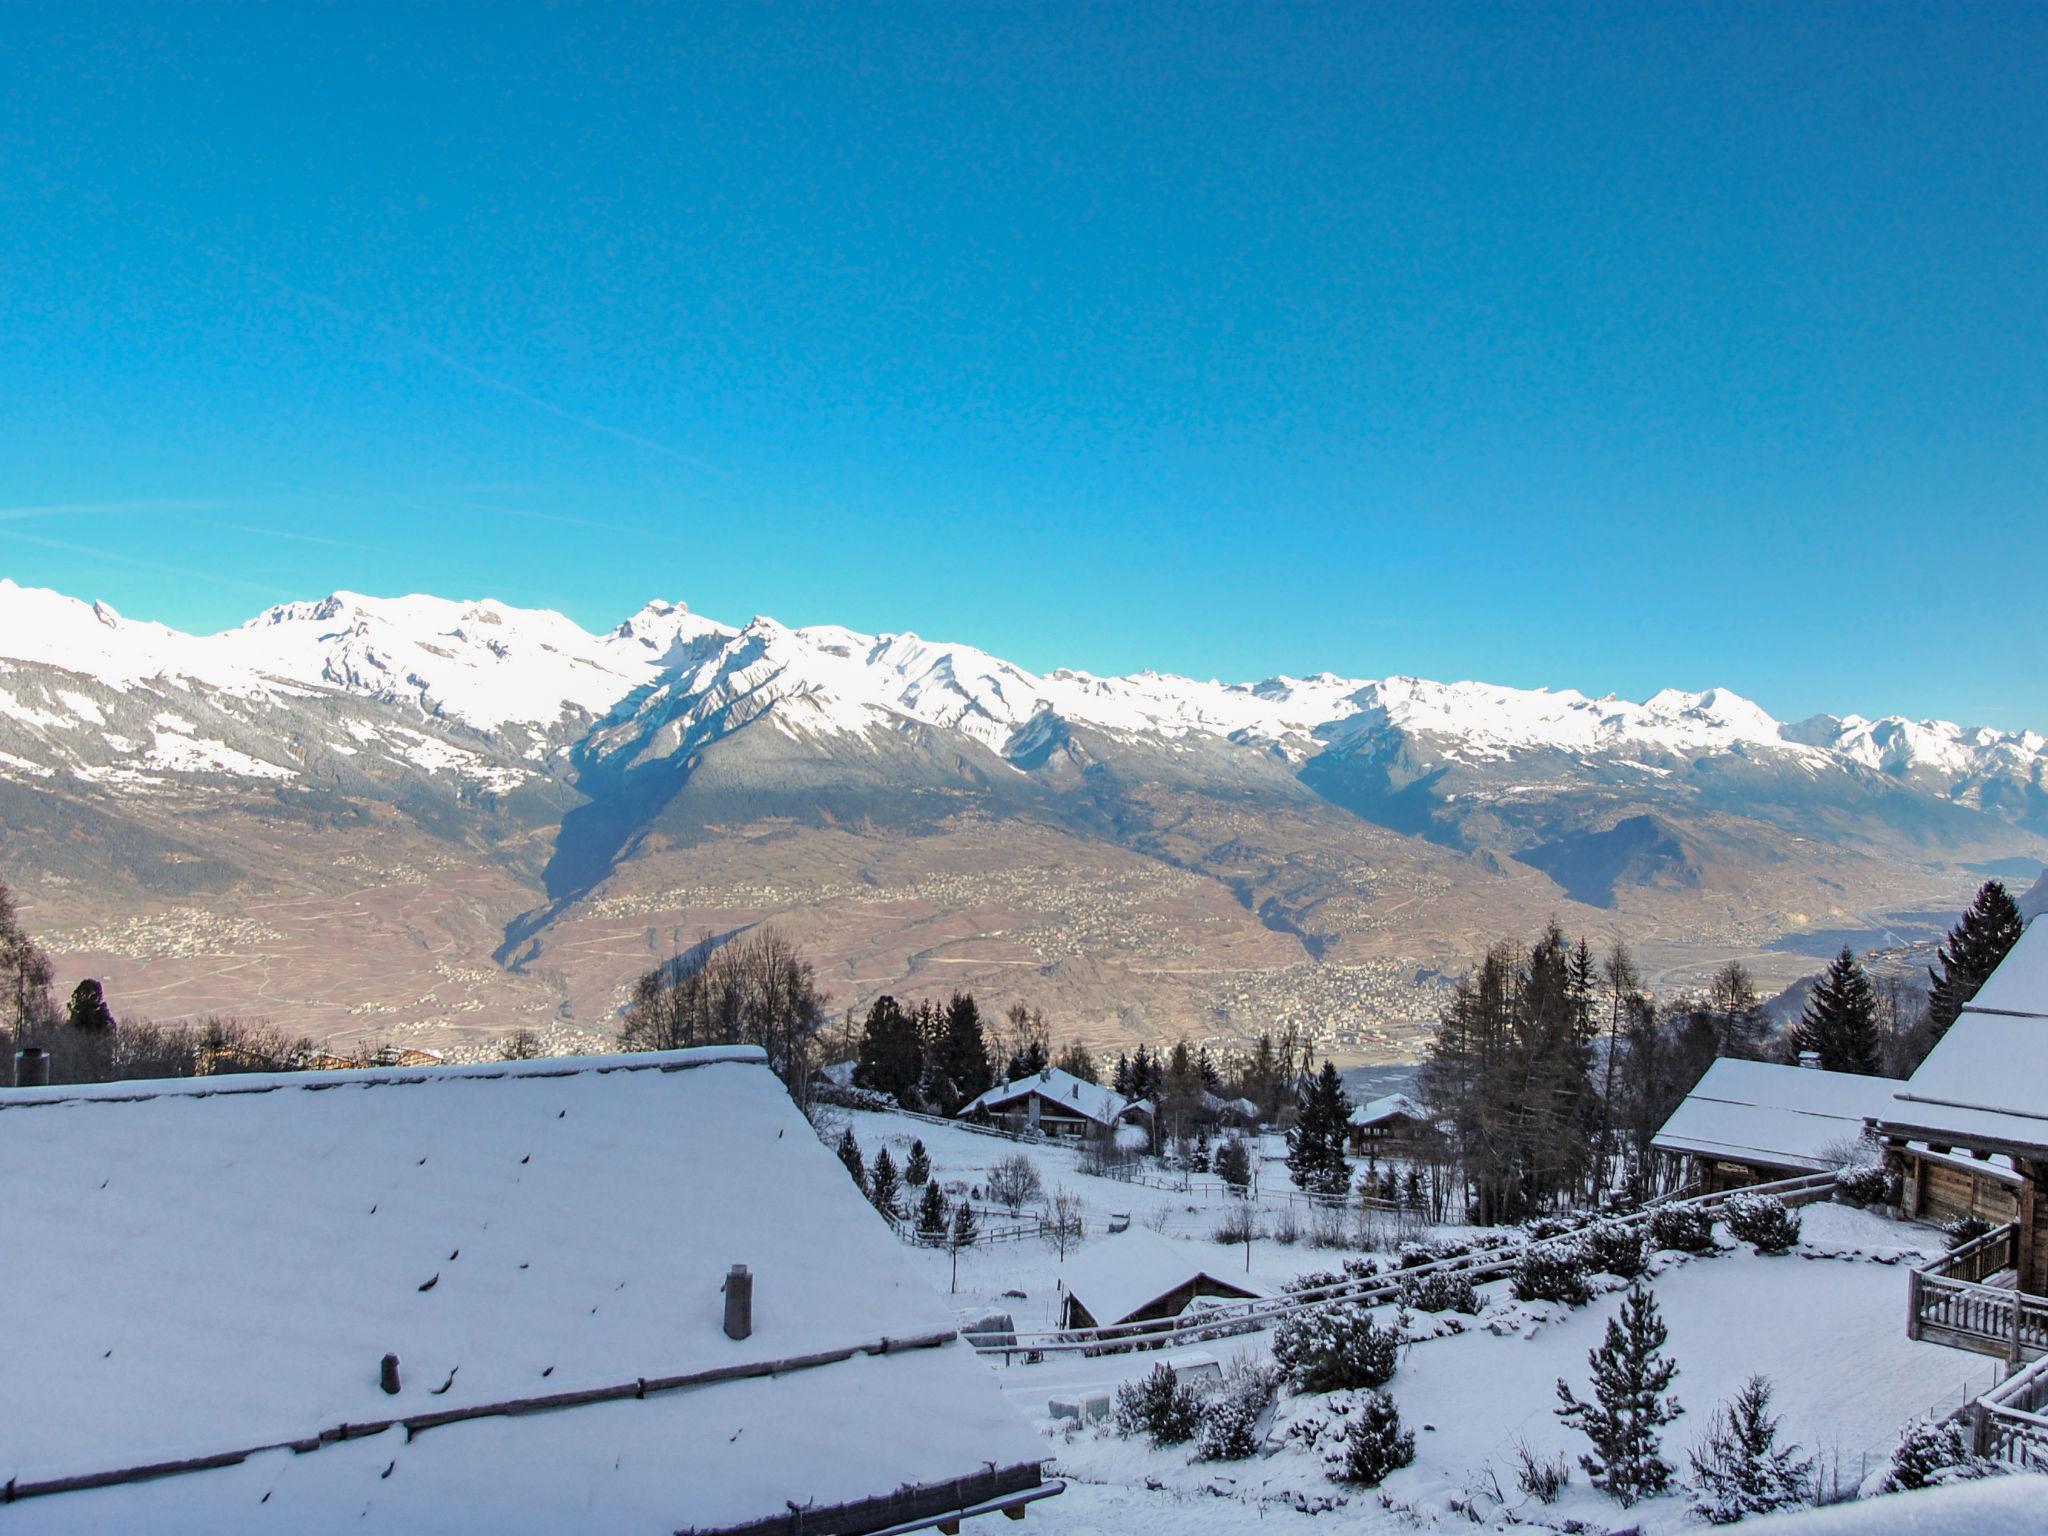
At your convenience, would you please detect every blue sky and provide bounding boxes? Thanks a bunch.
[2,4,2042,728]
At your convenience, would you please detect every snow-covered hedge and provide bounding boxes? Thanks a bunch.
[1648,1203,1716,1254]
[1399,1268,1480,1315]
[1512,1244,1593,1306]
[1583,1221,1647,1278]
[1723,1193,1802,1255]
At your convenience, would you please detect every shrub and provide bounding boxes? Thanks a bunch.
[1723,1194,1801,1255]
[1330,1391,1415,1487]
[1211,1205,1259,1245]
[1583,1222,1646,1279]
[1513,1245,1593,1307]
[1112,1363,1202,1446]
[1521,1214,1581,1242]
[1399,1269,1479,1315]
[1342,1256,1382,1282]
[1647,1204,1715,1254]
[1944,1215,1995,1251]
[1268,1207,1301,1245]
[1514,1440,1570,1503]
[1397,1237,1470,1269]
[1273,1301,1399,1393]
[1287,1269,1345,1295]
[986,1154,1044,1214]
[1832,1162,1894,1208]
[1194,1357,1280,1461]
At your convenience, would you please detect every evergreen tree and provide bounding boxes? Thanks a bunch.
[929,992,993,1113]
[1923,881,2026,1051]
[868,1146,901,1220]
[945,1198,978,1293]
[1111,1052,1133,1096]
[835,1128,867,1195]
[851,995,923,1104]
[1792,948,1883,1075]
[1687,1375,1812,1523]
[903,1138,931,1187]
[1286,1060,1352,1197]
[1055,1040,1099,1084]
[1196,1044,1220,1092]
[1555,1284,1683,1507]
[914,1178,948,1241]
[65,978,116,1033]
[1127,1044,1159,1101]
[1215,1136,1252,1195]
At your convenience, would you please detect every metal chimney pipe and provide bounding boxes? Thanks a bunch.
[380,1353,401,1395]
[14,1048,49,1088]
[723,1263,753,1341]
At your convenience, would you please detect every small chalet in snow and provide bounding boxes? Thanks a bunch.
[1058,1227,1268,1331]
[1651,1058,1898,1192]
[1878,919,2048,1361]
[1347,1092,1429,1157]
[959,1066,1140,1139]
[0,1046,1055,1535]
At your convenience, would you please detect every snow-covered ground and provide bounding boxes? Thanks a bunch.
[828,1105,2010,1535]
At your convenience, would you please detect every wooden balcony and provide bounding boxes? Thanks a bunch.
[1961,1355,2048,1468]
[1908,1223,2048,1363]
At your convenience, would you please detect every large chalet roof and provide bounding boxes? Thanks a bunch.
[0,1048,1048,1534]
[1651,1058,1895,1172]
[1878,918,2048,1158]
[959,1066,1130,1128]
[1058,1228,1268,1328]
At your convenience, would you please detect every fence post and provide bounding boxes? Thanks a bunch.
[1906,1266,1922,1342]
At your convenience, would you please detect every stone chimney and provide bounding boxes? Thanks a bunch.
[723,1264,753,1340]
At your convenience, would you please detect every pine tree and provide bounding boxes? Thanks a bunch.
[1555,1284,1683,1507]
[1687,1375,1812,1523]
[930,992,993,1113]
[1055,1040,1099,1084]
[852,995,923,1104]
[1111,1052,1133,1096]
[1924,881,2026,1051]
[868,1146,901,1220]
[945,1197,978,1293]
[1197,1044,1220,1092]
[914,1178,948,1241]
[1215,1136,1252,1195]
[1332,1390,1415,1486]
[903,1138,930,1187]
[65,978,116,1032]
[1792,948,1883,1074]
[1286,1060,1352,1197]
[835,1128,867,1195]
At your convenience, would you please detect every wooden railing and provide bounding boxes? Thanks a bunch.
[1959,1356,2048,1468]
[1909,1225,2048,1365]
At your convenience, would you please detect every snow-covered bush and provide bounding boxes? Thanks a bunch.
[1723,1193,1801,1254]
[1583,1221,1646,1279]
[1648,1203,1715,1254]
[1268,1206,1301,1245]
[1211,1205,1258,1245]
[1944,1215,1995,1251]
[1832,1161,1894,1208]
[1286,1268,1345,1295]
[1687,1374,1812,1523]
[1112,1362,1203,1446]
[1329,1391,1415,1487]
[1399,1268,1479,1315]
[1514,1440,1570,1504]
[1521,1214,1581,1242]
[1194,1357,1280,1461]
[1272,1300,1399,1393]
[1397,1236,1470,1269]
[1876,1416,1998,1493]
[1513,1244,1593,1306]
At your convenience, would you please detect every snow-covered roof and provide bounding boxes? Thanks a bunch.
[959,1067,1130,1127]
[1058,1228,1267,1328]
[1349,1092,1427,1128]
[1651,1058,1894,1171]
[0,1048,1047,1532]
[1741,1475,2048,1534]
[1878,919,2048,1156]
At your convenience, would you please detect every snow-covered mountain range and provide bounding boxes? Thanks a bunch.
[1,578,2041,801]
[0,577,2041,1054]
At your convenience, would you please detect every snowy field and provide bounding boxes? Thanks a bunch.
[829,1105,2008,1535]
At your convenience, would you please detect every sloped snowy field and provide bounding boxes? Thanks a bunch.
[835,1107,2007,1535]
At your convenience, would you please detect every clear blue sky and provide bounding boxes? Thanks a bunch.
[2,4,2042,728]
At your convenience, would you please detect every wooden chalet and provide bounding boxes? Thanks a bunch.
[959,1066,1139,1139]
[1346,1092,1428,1158]
[1057,1227,1267,1331]
[1651,1058,1897,1192]
[0,1047,1057,1534]
[1880,919,2048,1363]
